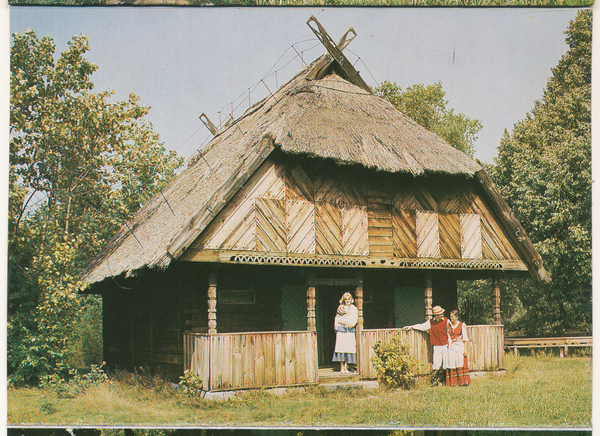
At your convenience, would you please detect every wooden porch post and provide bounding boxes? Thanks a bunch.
[493,278,501,325]
[425,273,433,320]
[307,285,316,332]
[208,271,217,334]
[355,277,363,373]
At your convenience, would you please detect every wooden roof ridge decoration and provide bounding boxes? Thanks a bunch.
[80,17,550,287]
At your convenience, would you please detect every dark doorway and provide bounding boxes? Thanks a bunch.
[316,285,355,367]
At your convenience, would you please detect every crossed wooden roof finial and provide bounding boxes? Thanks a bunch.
[306,15,372,94]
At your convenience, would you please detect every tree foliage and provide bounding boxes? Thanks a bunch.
[9,30,184,384]
[490,10,591,335]
[375,81,482,157]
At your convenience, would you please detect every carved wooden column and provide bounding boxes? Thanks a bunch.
[355,281,363,373]
[493,278,501,325]
[425,273,433,320]
[355,285,364,334]
[207,272,217,334]
[307,285,316,332]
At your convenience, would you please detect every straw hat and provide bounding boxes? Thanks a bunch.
[432,305,445,316]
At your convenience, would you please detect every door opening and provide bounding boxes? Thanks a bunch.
[316,285,356,368]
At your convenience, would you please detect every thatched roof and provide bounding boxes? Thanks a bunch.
[81,55,548,286]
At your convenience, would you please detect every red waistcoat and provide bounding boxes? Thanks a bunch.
[430,317,449,346]
[449,321,463,341]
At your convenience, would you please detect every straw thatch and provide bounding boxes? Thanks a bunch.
[81,55,548,286]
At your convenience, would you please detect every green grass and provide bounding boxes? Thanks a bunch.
[7,354,592,428]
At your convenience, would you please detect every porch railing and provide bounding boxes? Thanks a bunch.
[183,331,318,391]
[359,324,504,379]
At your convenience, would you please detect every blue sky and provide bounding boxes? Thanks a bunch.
[8,6,585,165]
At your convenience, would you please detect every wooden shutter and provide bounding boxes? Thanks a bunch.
[281,286,308,331]
[395,286,426,327]
[255,198,286,252]
[315,202,343,255]
[286,200,316,254]
[460,213,483,259]
[342,205,369,256]
[416,211,440,258]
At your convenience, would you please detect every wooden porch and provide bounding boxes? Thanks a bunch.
[184,324,504,392]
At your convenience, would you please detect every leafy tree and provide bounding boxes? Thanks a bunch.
[491,10,591,336]
[375,81,482,157]
[9,30,183,383]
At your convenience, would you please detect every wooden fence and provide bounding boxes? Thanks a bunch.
[183,331,318,391]
[359,324,504,379]
[504,336,592,357]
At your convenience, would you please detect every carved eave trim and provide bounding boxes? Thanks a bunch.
[180,248,529,272]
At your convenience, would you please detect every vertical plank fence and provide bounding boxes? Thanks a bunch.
[183,331,318,391]
[359,324,504,379]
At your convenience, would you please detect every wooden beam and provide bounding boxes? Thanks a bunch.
[424,273,433,320]
[208,272,217,335]
[493,278,501,325]
[306,16,372,94]
[307,285,316,332]
[355,279,363,373]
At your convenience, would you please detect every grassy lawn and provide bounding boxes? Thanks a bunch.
[7,354,592,428]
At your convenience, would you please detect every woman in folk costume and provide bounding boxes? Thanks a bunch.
[404,305,450,385]
[332,292,358,374]
[446,310,472,387]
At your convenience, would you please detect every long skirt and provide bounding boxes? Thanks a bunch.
[332,328,356,364]
[331,352,357,364]
[446,355,471,386]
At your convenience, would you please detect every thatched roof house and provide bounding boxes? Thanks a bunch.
[82,18,548,390]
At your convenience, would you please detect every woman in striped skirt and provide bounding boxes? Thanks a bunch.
[446,310,471,387]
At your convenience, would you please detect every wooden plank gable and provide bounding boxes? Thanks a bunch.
[439,213,461,259]
[416,211,440,258]
[315,202,343,255]
[256,198,286,252]
[342,205,369,256]
[286,200,316,254]
[460,213,483,259]
[187,157,527,271]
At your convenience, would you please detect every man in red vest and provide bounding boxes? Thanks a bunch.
[404,305,450,386]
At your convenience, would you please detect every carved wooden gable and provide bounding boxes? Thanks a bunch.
[186,157,523,267]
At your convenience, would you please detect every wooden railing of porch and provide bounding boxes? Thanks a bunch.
[183,331,318,391]
[359,324,505,379]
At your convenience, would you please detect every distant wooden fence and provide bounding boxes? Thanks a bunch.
[504,336,592,357]
[359,324,505,379]
[184,331,318,391]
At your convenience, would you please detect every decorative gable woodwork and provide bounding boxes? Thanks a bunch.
[286,200,315,254]
[186,157,527,270]
[440,213,461,259]
[416,211,440,258]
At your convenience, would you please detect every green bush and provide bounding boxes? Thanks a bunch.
[39,362,109,398]
[371,334,419,389]
[179,370,203,396]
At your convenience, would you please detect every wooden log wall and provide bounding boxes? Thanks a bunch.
[183,331,318,391]
[187,156,524,269]
[201,265,284,334]
[359,324,504,379]
[102,270,190,380]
